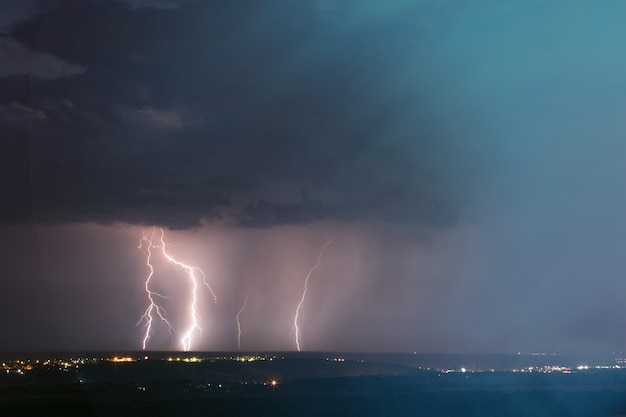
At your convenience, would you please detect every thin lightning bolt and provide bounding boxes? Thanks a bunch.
[236,291,250,351]
[137,227,217,351]
[293,240,336,352]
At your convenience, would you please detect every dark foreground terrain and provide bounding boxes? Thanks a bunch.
[3,352,626,417]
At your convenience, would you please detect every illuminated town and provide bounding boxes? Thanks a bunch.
[4,352,626,383]
[3,351,626,417]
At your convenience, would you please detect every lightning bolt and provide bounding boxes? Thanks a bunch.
[236,291,250,351]
[293,240,336,352]
[137,229,174,350]
[137,227,217,351]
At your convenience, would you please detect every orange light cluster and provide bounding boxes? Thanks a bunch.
[112,357,135,362]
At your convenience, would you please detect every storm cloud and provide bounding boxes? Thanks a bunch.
[1,0,488,229]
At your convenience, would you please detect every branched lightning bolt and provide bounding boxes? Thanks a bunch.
[236,291,250,351]
[137,229,174,350]
[293,240,336,352]
[137,227,217,351]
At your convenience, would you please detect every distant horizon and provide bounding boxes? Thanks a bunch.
[1,349,621,358]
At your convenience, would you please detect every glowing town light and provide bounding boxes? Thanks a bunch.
[137,228,217,351]
[293,240,336,351]
[236,291,250,351]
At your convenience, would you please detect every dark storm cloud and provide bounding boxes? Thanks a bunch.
[0,0,481,229]
[0,36,87,79]
[1,102,47,123]
[237,193,328,228]
[0,0,42,29]
[237,191,455,228]
[110,0,193,10]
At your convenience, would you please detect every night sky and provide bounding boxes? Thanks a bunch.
[2,0,626,353]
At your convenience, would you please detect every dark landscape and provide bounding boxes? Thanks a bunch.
[3,352,626,417]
